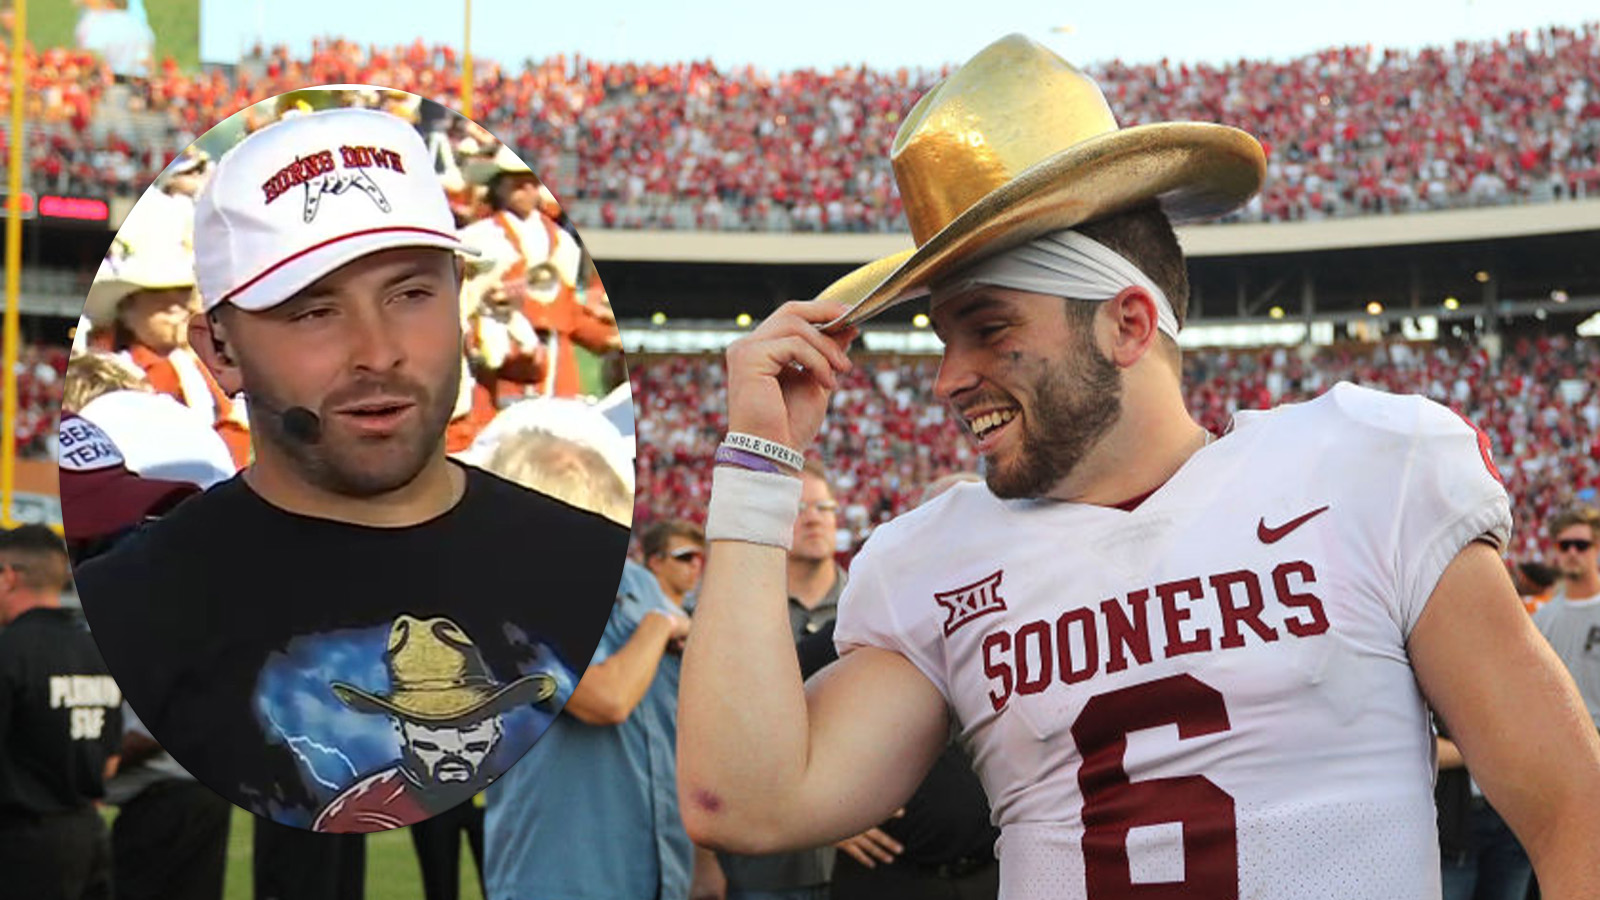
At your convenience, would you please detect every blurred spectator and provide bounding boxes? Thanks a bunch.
[459,146,558,414]
[1533,506,1600,726]
[62,350,151,413]
[56,413,201,562]
[481,428,632,525]
[459,145,619,403]
[72,384,235,490]
[460,395,634,493]
[640,519,705,608]
[485,560,693,900]
[116,149,210,255]
[80,243,250,468]
[481,428,696,900]
[1522,505,1600,899]
[0,524,123,900]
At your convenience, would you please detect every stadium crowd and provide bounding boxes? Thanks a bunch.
[4,23,1600,230]
[632,331,1600,565]
[12,343,68,458]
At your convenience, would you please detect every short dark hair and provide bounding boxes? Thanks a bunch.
[1074,204,1190,326]
[1549,506,1600,540]
[641,519,705,560]
[0,525,71,593]
[1072,204,1188,370]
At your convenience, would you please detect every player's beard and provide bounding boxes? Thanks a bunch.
[985,334,1122,500]
[245,354,461,498]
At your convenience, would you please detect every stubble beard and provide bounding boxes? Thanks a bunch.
[984,340,1123,500]
[246,354,461,498]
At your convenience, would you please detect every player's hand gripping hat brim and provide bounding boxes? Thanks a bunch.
[818,34,1266,330]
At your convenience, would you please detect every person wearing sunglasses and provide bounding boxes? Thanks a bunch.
[643,520,708,610]
[1533,507,1600,732]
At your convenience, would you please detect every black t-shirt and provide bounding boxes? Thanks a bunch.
[0,607,123,820]
[75,463,627,831]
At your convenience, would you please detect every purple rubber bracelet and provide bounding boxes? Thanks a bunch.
[715,445,784,474]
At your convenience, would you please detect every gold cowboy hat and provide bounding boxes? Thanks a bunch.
[819,34,1266,329]
[330,615,557,726]
[83,245,198,327]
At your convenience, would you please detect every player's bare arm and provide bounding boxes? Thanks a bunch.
[678,299,949,853]
[1409,540,1600,900]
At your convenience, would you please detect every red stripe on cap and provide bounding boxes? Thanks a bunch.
[218,226,463,307]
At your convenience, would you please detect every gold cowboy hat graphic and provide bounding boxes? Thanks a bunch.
[330,615,557,725]
[819,34,1266,329]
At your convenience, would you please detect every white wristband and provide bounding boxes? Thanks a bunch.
[705,465,803,550]
[722,432,805,473]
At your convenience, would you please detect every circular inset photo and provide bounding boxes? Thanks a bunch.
[61,85,634,833]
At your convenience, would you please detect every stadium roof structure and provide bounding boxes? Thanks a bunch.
[596,199,1600,351]
[587,197,1600,264]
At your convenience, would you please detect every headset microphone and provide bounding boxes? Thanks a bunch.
[249,396,324,445]
[281,406,323,445]
[210,332,322,444]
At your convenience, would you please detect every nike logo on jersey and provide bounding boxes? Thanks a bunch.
[1257,505,1330,544]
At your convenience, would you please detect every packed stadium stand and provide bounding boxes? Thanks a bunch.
[5,26,1597,570]
[631,333,1600,562]
[3,24,1599,230]
[11,343,67,458]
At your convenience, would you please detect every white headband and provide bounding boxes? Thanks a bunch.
[931,229,1181,339]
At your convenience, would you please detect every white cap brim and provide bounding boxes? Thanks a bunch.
[210,227,480,312]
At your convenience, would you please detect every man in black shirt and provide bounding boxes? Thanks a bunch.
[0,525,123,900]
[69,101,627,882]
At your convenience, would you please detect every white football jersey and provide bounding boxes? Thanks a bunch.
[834,383,1511,900]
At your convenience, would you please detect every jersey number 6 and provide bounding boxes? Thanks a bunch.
[1070,673,1237,899]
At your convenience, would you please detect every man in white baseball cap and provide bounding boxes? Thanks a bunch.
[70,100,629,868]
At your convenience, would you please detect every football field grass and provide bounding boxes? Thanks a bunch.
[107,805,487,900]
